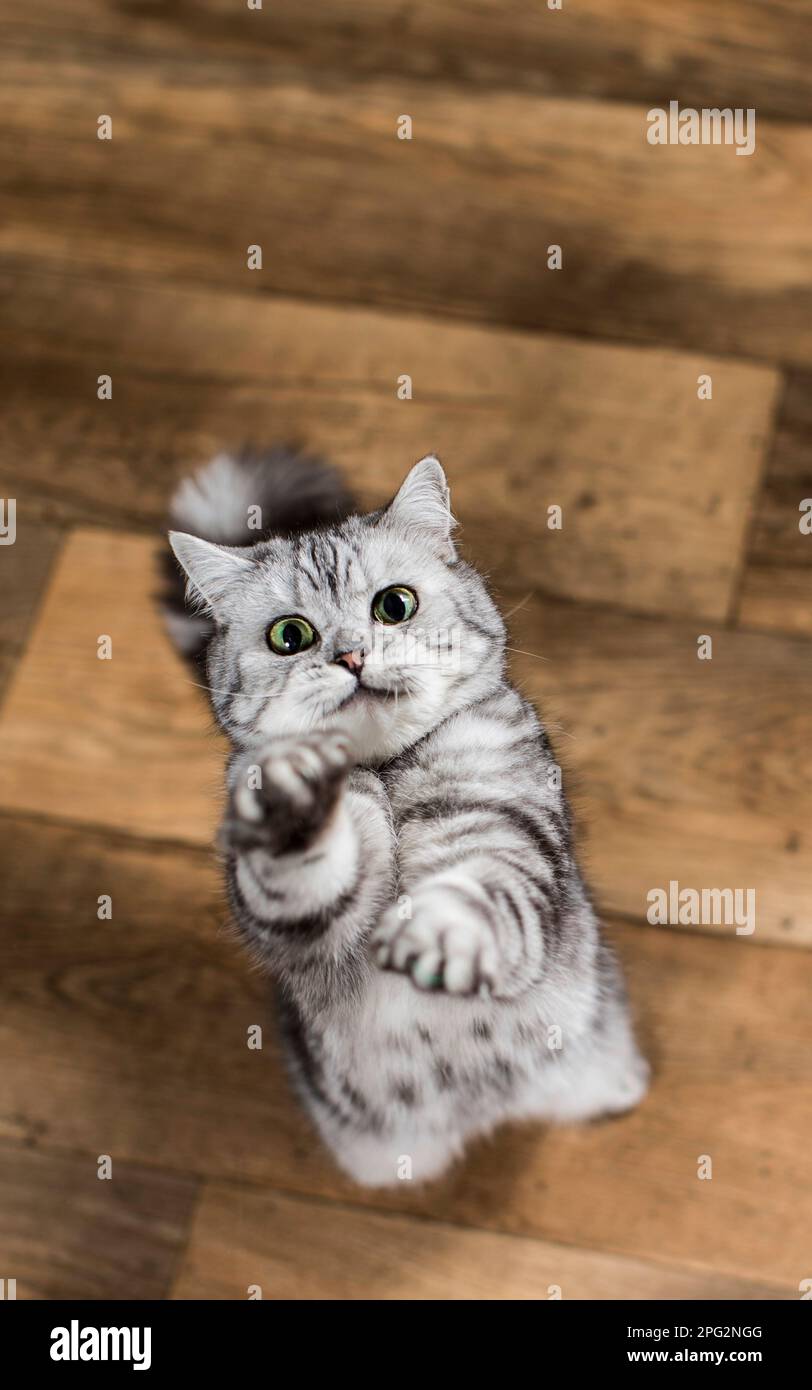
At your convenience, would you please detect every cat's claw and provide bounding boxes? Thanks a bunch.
[221,730,352,855]
[372,891,501,997]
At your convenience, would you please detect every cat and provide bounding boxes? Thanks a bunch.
[165,449,649,1187]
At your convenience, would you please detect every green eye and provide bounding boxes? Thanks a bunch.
[372,585,418,625]
[267,616,318,655]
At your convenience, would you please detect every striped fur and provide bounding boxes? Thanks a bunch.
[167,453,648,1186]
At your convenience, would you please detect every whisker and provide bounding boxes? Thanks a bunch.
[183,677,234,697]
[505,646,551,663]
[545,722,577,742]
[501,590,535,621]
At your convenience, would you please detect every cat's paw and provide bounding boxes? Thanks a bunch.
[371,888,501,997]
[221,730,352,855]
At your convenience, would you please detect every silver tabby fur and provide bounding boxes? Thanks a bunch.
[167,451,649,1186]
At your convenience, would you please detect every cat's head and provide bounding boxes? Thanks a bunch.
[170,457,506,762]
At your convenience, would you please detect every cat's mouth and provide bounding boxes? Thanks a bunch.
[328,681,400,715]
[351,681,400,705]
[358,681,399,701]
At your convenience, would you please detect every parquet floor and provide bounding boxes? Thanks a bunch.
[1,1,810,1299]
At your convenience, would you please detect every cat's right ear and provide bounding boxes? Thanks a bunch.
[169,532,255,612]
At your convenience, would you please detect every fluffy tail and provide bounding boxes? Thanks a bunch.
[162,447,353,665]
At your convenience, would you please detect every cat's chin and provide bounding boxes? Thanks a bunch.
[327,690,426,764]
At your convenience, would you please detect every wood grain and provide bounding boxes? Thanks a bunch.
[1,43,810,364]
[509,593,812,948]
[738,568,812,638]
[0,813,319,1193]
[738,372,812,635]
[1,528,808,944]
[0,275,779,620]
[0,1140,197,1299]
[0,530,225,845]
[0,517,62,699]
[0,813,809,1287]
[6,1,812,125]
[171,1182,788,1301]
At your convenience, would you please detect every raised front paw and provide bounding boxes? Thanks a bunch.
[221,730,352,855]
[371,888,501,997]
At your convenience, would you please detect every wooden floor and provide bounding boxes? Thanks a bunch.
[1,1,810,1300]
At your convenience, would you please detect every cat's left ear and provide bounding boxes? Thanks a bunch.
[386,456,457,561]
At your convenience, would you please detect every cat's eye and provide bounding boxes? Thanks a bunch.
[267,616,318,655]
[372,585,418,625]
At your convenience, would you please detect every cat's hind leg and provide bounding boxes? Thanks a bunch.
[324,1123,465,1189]
[517,1000,650,1126]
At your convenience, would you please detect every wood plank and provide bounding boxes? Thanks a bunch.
[738,568,812,638]
[0,531,225,845]
[0,817,285,1175]
[170,1182,787,1301]
[508,595,812,948]
[6,0,811,127]
[1,813,809,1287]
[0,1140,197,1299]
[0,44,810,364]
[738,372,812,635]
[0,277,778,620]
[0,515,62,700]
[1,527,809,944]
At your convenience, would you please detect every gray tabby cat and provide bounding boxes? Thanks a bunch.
[166,450,648,1186]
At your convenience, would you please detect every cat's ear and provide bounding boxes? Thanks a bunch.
[386,456,457,560]
[169,531,255,611]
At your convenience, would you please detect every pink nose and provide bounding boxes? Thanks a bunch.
[335,649,365,675]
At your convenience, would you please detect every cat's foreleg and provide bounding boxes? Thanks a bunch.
[370,810,569,1000]
[222,731,395,992]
